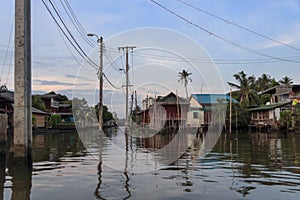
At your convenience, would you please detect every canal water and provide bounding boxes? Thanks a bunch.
[1,128,300,200]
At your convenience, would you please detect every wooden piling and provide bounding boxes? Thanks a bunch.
[0,114,8,151]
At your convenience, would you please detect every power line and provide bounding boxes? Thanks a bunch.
[1,16,14,83]
[105,46,300,65]
[42,0,125,91]
[60,0,96,48]
[48,0,98,67]
[41,0,98,69]
[175,0,300,52]
[149,0,300,63]
[103,73,122,89]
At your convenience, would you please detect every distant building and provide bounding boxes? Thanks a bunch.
[141,96,155,110]
[260,84,300,103]
[39,93,71,113]
[0,90,50,129]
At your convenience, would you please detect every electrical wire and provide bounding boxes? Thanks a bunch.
[1,17,14,83]
[41,0,98,69]
[105,46,300,65]
[175,0,300,52]
[103,73,122,89]
[60,0,96,48]
[48,0,98,67]
[149,0,300,63]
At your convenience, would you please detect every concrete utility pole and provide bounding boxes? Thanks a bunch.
[14,0,32,157]
[87,33,103,131]
[118,46,136,125]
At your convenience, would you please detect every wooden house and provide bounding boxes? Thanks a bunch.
[137,92,189,129]
[32,107,50,129]
[188,94,238,126]
[0,90,50,129]
[40,93,67,113]
[249,84,300,129]
[248,101,291,129]
[0,90,14,128]
[260,84,300,103]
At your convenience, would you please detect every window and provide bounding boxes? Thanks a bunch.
[252,112,258,119]
[193,112,199,119]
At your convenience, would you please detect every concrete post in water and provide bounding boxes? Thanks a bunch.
[14,0,32,157]
[0,114,7,154]
[0,114,7,142]
[0,114,7,200]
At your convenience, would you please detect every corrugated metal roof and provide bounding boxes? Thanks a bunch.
[191,94,238,104]
[247,101,291,111]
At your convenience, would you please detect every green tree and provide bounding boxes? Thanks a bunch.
[255,73,278,92]
[95,104,114,122]
[280,110,293,129]
[32,95,46,111]
[279,76,293,85]
[227,71,260,107]
[178,69,192,99]
[50,114,61,129]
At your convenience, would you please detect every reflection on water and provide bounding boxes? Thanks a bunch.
[0,129,300,199]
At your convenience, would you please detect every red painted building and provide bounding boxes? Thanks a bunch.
[137,92,189,128]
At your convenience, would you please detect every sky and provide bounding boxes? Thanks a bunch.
[1,0,300,117]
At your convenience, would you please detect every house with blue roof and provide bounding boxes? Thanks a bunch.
[187,94,238,127]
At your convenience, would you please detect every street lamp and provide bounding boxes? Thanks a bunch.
[87,33,103,131]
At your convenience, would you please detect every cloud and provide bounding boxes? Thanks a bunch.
[34,79,78,86]
[259,23,300,49]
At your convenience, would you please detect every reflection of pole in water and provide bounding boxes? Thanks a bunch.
[0,151,5,200]
[94,131,105,200]
[7,155,32,200]
[124,128,132,199]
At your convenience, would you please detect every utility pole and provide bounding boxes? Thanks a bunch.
[14,0,32,157]
[87,33,103,131]
[118,46,136,125]
[229,88,232,135]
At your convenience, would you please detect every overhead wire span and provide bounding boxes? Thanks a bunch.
[103,73,122,89]
[43,0,126,92]
[48,0,99,68]
[105,46,300,64]
[149,0,300,63]
[175,0,300,52]
[1,16,14,84]
[60,0,96,48]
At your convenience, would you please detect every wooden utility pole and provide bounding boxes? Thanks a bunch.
[14,0,32,157]
[87,33,103,131]
[99,37,103,131]
[229,88,232,135]
[118,46,136,125]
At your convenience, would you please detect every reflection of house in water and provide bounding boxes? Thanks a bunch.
[269,138,282,163]
[137,92,189,129]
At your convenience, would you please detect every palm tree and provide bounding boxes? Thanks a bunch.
[178,69,192,99]
[255,73,279,92]
[279,76,293,85]
[227,71,260,107]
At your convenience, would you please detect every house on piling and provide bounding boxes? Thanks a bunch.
[247,84,299,130]
[187,94,238,127]
[137,92,189,129]
[0,90,50,129]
